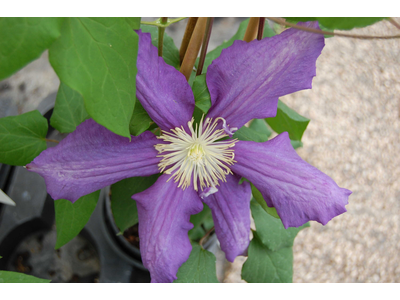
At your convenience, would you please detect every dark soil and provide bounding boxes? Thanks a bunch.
[123,224,140,249]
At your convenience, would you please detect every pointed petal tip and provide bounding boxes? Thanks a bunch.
[135,27,195,131]
[133,174,202,283]
[206,21,324,129]
[232,133,351,230]
[26,119,160,203]
[282,187,350,229]
[202,175,251,263]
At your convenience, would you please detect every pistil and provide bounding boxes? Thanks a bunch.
[155,116,238,192]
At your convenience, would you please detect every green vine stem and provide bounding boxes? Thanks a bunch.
[141,17,187,28]
[45,138,59,144]
[199,226,215,249]
[196,17,214,76]
[158,17,168,57]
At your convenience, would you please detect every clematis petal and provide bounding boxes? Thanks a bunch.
[26,119,160,203]
[231,132,351,229]
[136,30,195,131]
[206,22,324,130]
[201,174,252,262]
[132,174,203,283]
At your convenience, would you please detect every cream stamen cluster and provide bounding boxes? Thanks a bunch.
[155,117,237,191]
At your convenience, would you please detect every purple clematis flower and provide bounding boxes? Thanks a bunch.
[26,22,351,283]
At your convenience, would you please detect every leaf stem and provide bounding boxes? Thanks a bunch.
[257,17,265,40]
[180,17,207,81]
[45,138,59,144]
[267,17,400,40]
[196,17,214,76]
[141,17,187,28]
[158,17,168,57]
[179,17,199,64]
[199,226,215,249]
[243,17,260,42]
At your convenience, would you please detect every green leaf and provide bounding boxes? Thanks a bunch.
[285,17,386,30]
[285,17,318,23]
[49,17,138,138]
[250,200,309,251]
[54,190,100,249]
[290,139,303,149]
[242,232,293,283]
[251,184,280,219]
[125,17,141,30]
[188,70,197,87]
[192,74,212,114]
[192,105,205,128]
[140,24,180,69]
[111,174,160,233]
[0,17,64,80]
[317,17,385,30]
[50,82,89,133]
[188,203,213,240]
[174,243,218,283]
[265,100,309,141]
[233,126,269,143]
[0,110,48,166]
[0,271,51,283]
[249,119,272,138]
[129,101,153,136]
[283,18,333,38]
[197,18,276,73]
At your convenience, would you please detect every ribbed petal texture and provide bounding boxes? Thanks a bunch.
[27,119,160,202]
[136,30,195,131]
[132,174,203,283]
[202,174,252,262]
[206,22,325,130]
[231,133,351,228]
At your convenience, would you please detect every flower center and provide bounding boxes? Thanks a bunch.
[155,116,238,192]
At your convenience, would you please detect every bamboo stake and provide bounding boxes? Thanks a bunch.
[180,17,207,81]
[179,17,199,64]
[243,17,260,42]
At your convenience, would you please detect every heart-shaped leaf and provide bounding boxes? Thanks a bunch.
[250,200,309,251]
[54,190,100,249]
[174,243,218,283]
[0,17,64,80]
[49,17,139,138]
[242,232,293,283]
[50,82,89,133]
[0,110,48,166]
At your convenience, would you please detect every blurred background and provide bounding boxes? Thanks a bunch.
[1,17,399,282]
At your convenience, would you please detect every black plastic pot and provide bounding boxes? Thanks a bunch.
[103,187,145,269]
[0,92,150,282]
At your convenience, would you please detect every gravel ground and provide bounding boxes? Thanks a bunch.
[1,17,399,283]
[224,18,400,283]
[287,18,400,283]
